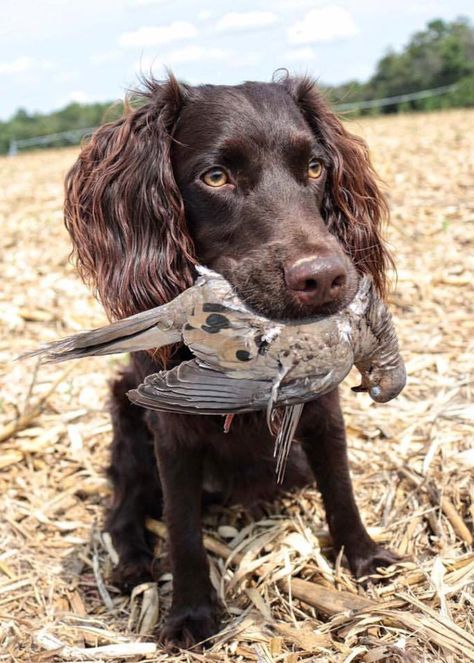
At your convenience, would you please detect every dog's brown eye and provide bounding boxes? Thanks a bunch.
[308,158,323,179]
[202,167,229,187]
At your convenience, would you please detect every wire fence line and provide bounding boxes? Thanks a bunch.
[8,126,97,155]
[334,82,457,111]
[8,82,459,156]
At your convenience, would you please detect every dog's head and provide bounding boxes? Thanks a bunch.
[65,74,392,358]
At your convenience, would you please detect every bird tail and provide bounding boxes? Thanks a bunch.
[18,306,182,364]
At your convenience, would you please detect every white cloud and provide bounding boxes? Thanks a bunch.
[90,50,121,65]
[119,21,198,48]
[0,56,34,75]
[0,56,55,75]
[215,11,278,34]
[284,47,316,62]
[134,46,228,73]
[197,9,213,22]
[165,45,228,64]
[288,6,358,44]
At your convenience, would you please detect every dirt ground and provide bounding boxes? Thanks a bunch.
[0,109,473,662]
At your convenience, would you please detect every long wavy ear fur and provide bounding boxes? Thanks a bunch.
[283,76,394,296]
[64,74,197,338]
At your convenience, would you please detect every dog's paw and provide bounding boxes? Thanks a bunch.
[346,540,399,579]
[159,602,220,651]
[109,555,157,593]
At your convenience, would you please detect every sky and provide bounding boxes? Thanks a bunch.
[0,0,472,121]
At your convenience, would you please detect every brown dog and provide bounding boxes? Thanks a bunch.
[64,73,396,648]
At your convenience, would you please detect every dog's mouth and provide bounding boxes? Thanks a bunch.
[207,253,359,322]
[237,283,360,321]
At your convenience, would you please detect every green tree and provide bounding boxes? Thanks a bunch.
[368,18,474,109]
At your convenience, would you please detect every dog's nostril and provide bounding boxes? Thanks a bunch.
[331,274,346,290]
[304,278,318,291]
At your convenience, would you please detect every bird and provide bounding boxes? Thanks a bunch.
[21,266,406,482]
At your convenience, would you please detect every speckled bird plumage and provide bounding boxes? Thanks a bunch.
[22,266,406,481]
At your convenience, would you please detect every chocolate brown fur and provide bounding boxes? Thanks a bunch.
[65,74,396,649]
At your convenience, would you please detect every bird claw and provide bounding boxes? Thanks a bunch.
[351,383,368,393]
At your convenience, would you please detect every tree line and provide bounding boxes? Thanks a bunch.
[326,18,474,112]
[1,17,473,154]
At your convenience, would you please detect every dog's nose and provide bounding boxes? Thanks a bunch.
[284,256,347,307]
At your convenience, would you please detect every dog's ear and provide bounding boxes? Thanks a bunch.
[284,76,393,296]
[65,74,197,327]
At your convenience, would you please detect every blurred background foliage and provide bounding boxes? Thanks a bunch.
[1,17,473,154]
[327,18,474,111]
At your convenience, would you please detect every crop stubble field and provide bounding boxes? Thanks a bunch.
[0,109,473,662]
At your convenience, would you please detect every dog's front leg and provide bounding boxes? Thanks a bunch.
[298,390,398,577]
[152,416,220,649]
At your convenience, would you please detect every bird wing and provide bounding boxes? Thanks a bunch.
[19,312,184,363]
[127,360,273,413]
[17,272,236,363]
[182,302,281,377]
[127,357,350,414]
[18,266,275,366]
[16,287,201,363]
